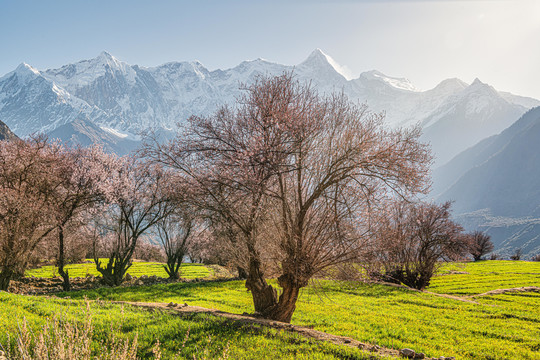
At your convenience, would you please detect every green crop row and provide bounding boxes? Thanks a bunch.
[25,260,211,280]
[428,260,540,295]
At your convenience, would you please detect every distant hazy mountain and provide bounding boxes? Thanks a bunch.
[420,79,526,166]
[1,49,538,159]
[0,119,17,141]
[48,117,139,155]
[435,107,540,258]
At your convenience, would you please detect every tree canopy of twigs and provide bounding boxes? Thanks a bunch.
[143,73,432,322]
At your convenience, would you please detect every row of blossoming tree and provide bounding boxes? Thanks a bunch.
[0,73,478,323]
[0,136,192,291]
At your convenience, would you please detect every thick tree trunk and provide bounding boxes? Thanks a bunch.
[57,226,71,292]
[58,266,71,291]
[268,274,302,323]
[245,255,278,315]
[244,253,308,323]
[0,268,13,291]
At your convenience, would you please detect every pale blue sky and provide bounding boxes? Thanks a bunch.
[1,0,539,98]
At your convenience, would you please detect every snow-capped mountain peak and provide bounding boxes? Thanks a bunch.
[431,78,468,93]
[0,62,43,84]
[459,78,501,102]
[44,51,137,89]
[471,77,483,86]
[302,48,331,65]
[90,51,134,74]
[300,49,351,80]
[16,62,41,76]
[97,50,115,61]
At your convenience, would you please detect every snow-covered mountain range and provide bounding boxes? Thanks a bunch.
[0,49,538,162]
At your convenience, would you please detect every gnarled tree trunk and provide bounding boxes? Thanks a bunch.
[245,254,278,315]
[0,267,14,291]
[267,273,304,323]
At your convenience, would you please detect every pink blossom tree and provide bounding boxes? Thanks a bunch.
[0,137,63,290]
[469,231,493,261]
[93,159,175,286]
[49,145,118,291]
[156,209,193,280]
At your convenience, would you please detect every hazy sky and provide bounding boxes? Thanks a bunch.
[1,0,539,98]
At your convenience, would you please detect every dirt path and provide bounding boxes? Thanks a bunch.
[424,291,481,304]
[381,282,540,304]
[380,282,482,304]
[114,300,401,358]
[469,286,540,298]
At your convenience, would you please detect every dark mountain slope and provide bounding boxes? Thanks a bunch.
[0,119,18,141]
[438,106,540,217]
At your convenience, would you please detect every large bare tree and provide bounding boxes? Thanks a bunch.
[143,74,431,322]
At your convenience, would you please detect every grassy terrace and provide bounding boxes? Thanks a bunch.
[25,260,211,280]
[2,260,540,359]
[428,260,540,295]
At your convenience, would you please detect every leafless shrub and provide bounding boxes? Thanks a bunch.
[366,200,469,290]
[510,248,522,261]
[468,231,494,261]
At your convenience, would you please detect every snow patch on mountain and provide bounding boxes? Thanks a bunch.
[100,126,131,139]
[363,70,419,92]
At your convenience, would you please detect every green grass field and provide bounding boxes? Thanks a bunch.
[25,260,211,280]
[429,260,540,295]
[0,292,377,359]
[3,260,540,359]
